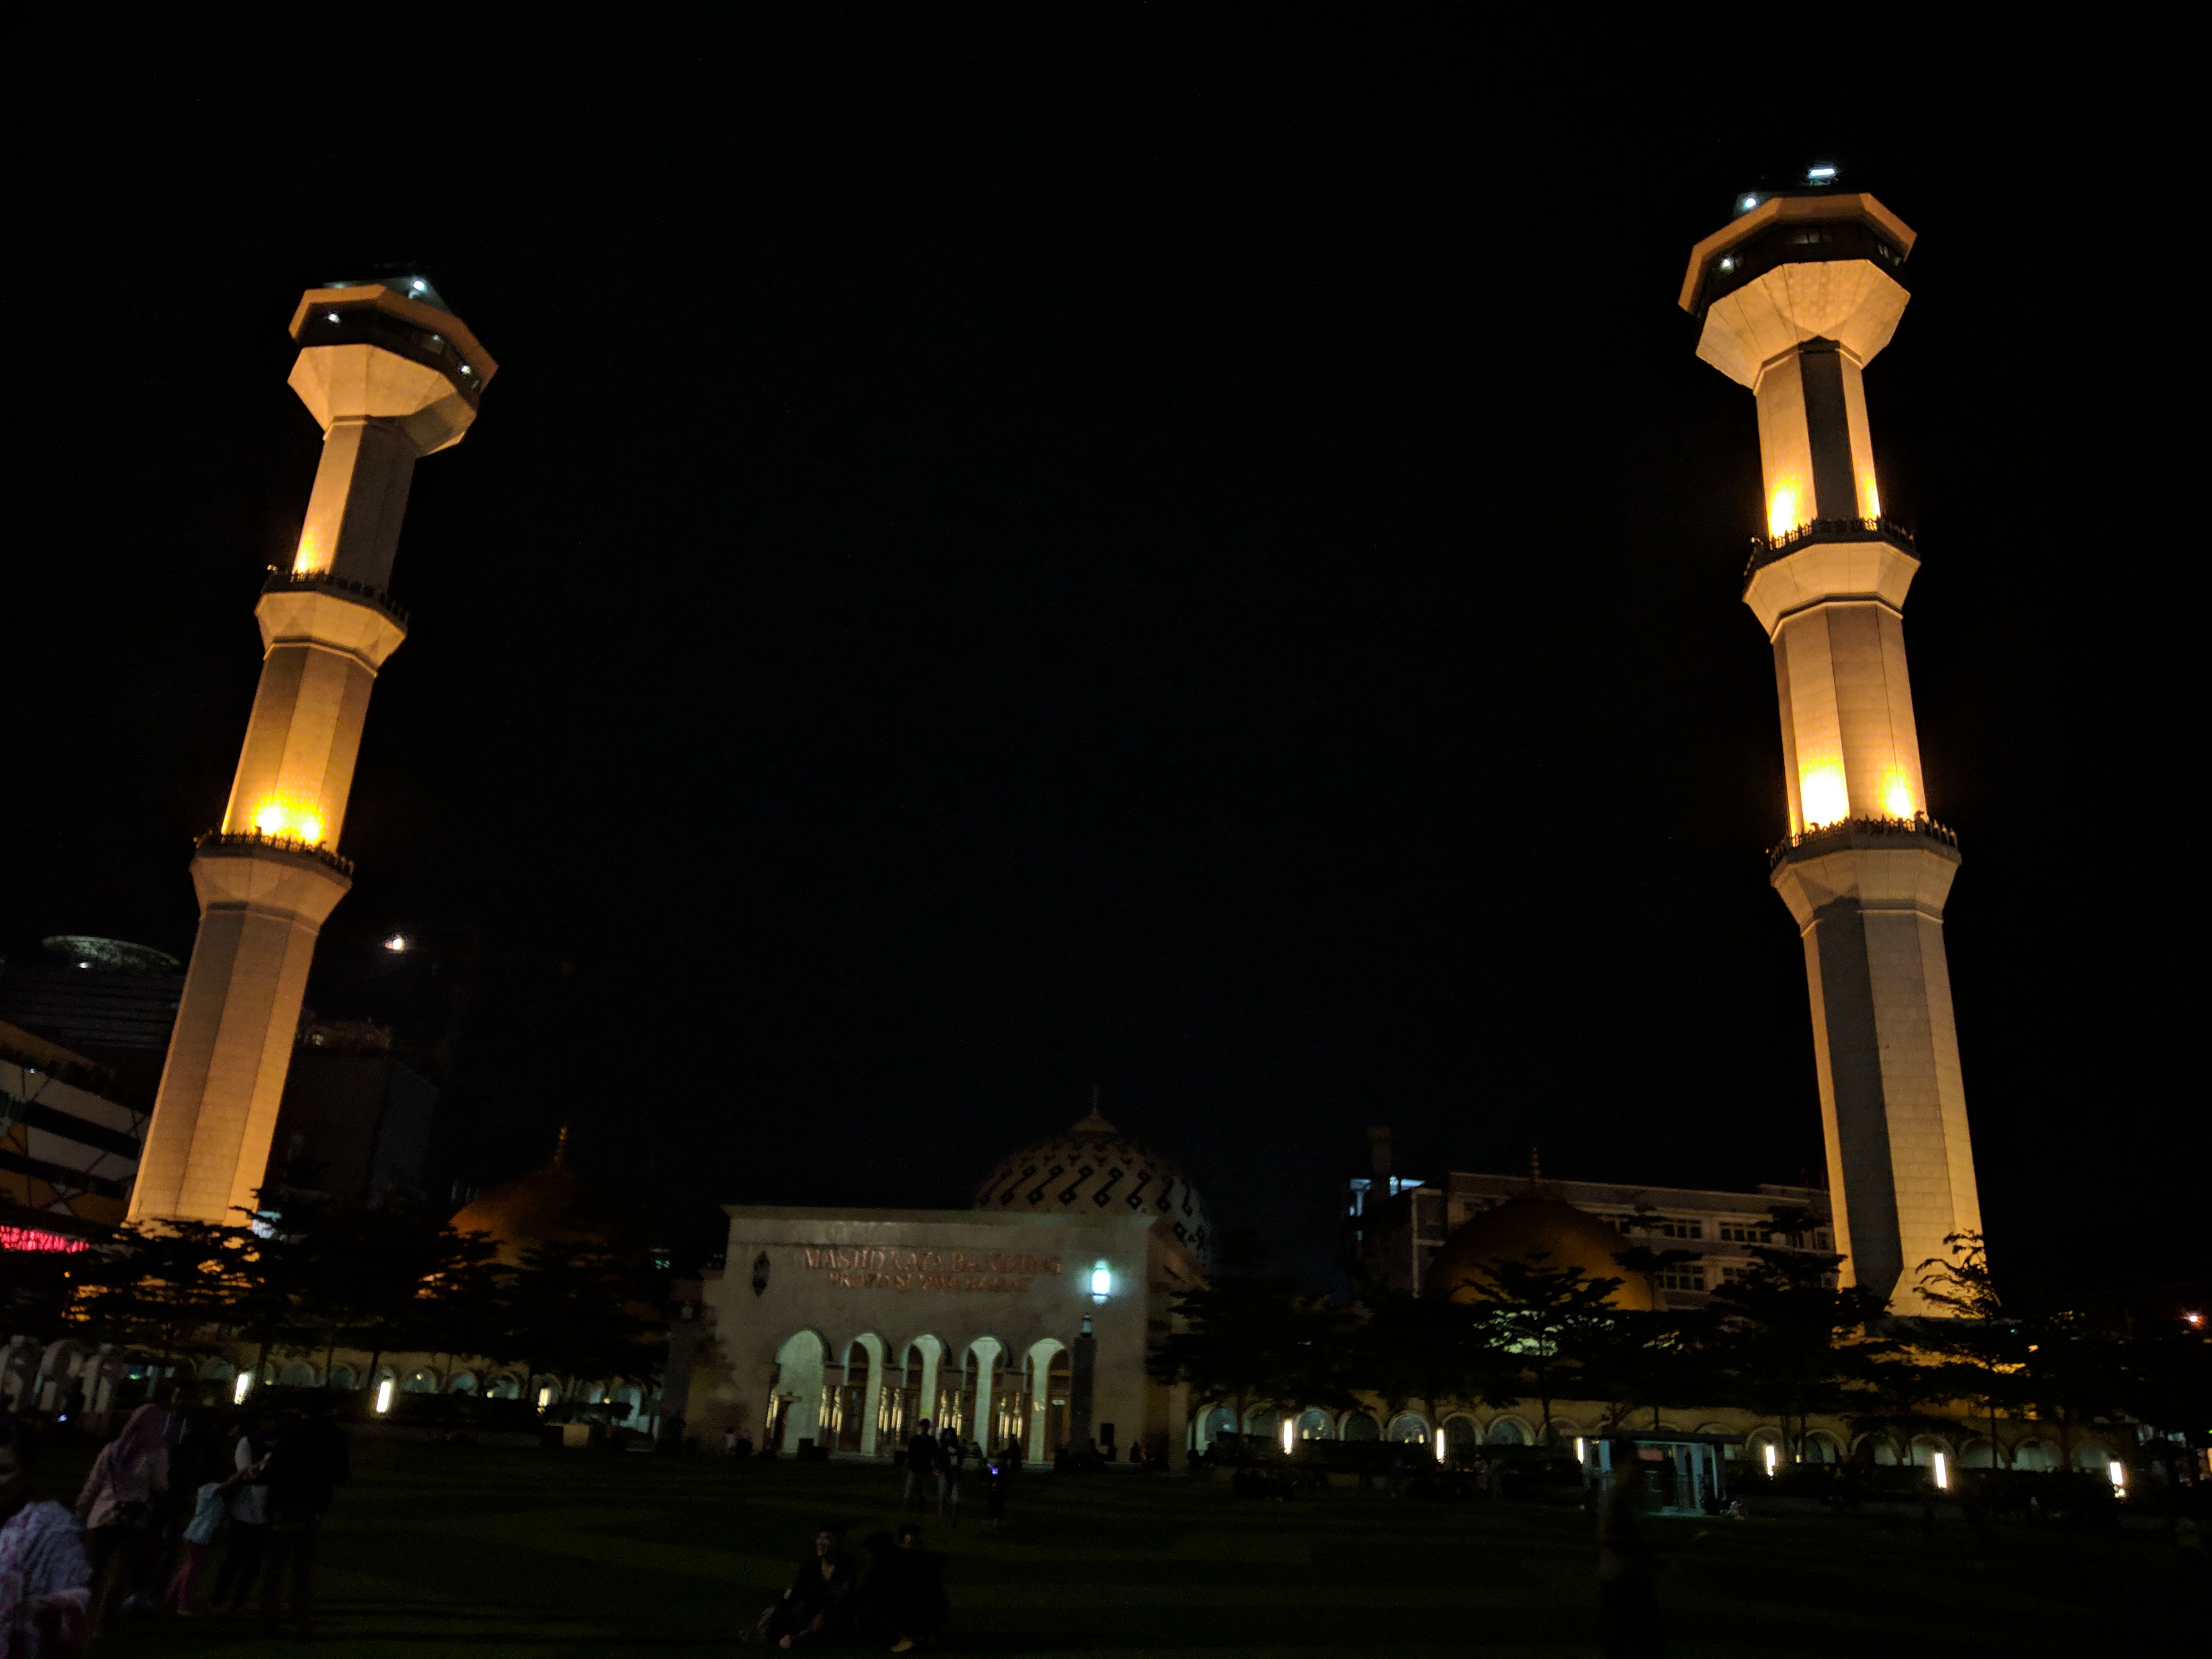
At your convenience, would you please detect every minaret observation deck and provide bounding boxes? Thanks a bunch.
[128,280,495,1226]
[1681,178,1982,1313]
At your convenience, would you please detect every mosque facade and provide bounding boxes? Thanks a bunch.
[685,1110,1207,1465]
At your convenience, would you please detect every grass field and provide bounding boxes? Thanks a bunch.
[39,1437,2192,1657]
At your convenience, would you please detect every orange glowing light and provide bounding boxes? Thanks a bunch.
[1799,767,1849,830]
[1767,486,1801,540]
[1884,776,1915,820]
[250,797,328,847]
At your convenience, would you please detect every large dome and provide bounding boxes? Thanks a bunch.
[1425,1189,1659,1310]
[975,1109,1210,1263]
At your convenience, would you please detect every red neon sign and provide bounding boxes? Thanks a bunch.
[0,1225,88,1254]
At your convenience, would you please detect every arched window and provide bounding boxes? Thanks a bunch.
[2072,1441,2113,1474]
[1440,1415,1480,1463]
[448,1371,479,1396]
[328,1365,358,1392]
[198,1358,236,1382]
[2011,1441,2058,1472]
[1485,1418,1527,1446]
[1801,1431,1842,1465]
[486,1373,521,1400]
[771,1331,828,1453]
[402,1368,438,1394]
[617,1383,644,1423]
[1296,1408,1334,1441]
[1201,1406,1237,1448]
[1341,1412,1380,1442]
[1906,1435,1948,1468]
[1386,1414,1428,1444]
[279,1364,316,1389]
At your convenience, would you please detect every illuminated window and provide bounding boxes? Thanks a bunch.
[1719,1223,1767,1244]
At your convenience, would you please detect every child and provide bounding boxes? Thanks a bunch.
[164,1460,251,1614]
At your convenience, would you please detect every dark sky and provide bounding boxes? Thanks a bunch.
[3,32,2194,1289]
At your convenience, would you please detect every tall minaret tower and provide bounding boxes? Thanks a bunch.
[1679,180,1981,1314]
[128,280,495,1226]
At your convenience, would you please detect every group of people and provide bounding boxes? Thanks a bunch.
[747,1521,947,1652]
[900,1419,1021,1531]
[0,1390,349,1653]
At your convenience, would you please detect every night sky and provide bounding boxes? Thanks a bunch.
[5,34,2194,1289]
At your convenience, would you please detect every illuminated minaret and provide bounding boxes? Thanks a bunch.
[129,280,495,1225]
[1679,179,1981,1314]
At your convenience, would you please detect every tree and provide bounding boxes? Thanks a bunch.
[70,1220,253,1384]
[1914,1232,2025,1469]
[1456,1254,1623,1446]
[1708,1208,1889,1462]
[484,1238,667,1406]
[1147,1274,1356,1461]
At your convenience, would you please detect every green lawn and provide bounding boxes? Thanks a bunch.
[45,1438,2190,1657]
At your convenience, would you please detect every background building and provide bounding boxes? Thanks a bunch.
[1349,1128,1830,1307]
[0,1019,148,1232]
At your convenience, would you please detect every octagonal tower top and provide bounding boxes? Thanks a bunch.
[286,277,498,455]
[1679,186,1917,390]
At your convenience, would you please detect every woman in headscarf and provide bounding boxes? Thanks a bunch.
[72,1403,168,1635]
[0,1414,92,1656]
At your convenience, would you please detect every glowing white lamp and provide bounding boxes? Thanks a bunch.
[232,1371,252,1406]
[1575,1437,1587,1464]
[2109,1460,2126,1491]
[1433,1429,1448,1464]
[538,1385,555,1409]
[375,1378,394,1415]
[1932,1451,1948,1490]
[1280,1419,1295,1455]
[1762,1442,1777,1476]
[1090,1260,1111,1302]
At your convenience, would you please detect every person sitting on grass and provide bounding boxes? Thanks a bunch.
[859,1523,946,1653]
[751,1521,856,1648]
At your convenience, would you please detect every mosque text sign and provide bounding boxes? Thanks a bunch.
[801,1246,1063,1293]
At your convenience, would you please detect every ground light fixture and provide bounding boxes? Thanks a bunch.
[1762,1442,1778,1476]
[1933,1451,1949,1490]
[1574,1437,1587,1464]
[375,1378,394,1415]
[232,1372,252,1406]
[1280,1420,1295,1456]
[1433,1430,1447,1464]
[538,1385,556,1409]
[2109,1461,2127,1493]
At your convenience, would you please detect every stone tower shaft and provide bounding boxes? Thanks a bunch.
[128,283,494,1226]
[1682,189,1981,1314]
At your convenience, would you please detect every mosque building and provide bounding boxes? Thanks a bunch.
[685,1108,1210,1466]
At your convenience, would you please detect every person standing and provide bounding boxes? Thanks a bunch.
[161,1461,247,1616]
[935,1425,964,1527]
[73,1401,169,1635]
[210,1405,276,1613]
[984,1440,1019,1531]
[0,1414,92,1652]
[256,1400,349,1640]
[902,1420,936,1511]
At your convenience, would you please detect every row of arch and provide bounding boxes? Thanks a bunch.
[1197,1405,2124,1473]
[187,1359,652,1422]
[769,1331,1072,1463]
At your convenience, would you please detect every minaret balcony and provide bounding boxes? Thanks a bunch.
[262,566,410,629]
[1742,516,1916,586]
[195,828,357,880]
[1769,813,1958,872]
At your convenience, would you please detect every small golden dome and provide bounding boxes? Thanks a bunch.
[1426,1191,1659,1310]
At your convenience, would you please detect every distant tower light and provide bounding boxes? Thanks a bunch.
[1807,165,1838,180]
[326,312,339,323]
[383,933,412,953]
